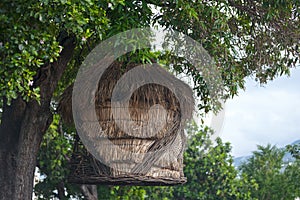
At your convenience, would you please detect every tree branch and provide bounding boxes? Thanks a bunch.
[80,185,98,200]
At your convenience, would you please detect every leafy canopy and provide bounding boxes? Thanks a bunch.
[1,0,299,113]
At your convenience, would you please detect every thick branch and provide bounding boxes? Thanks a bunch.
[80,185,98,200]
[35,36,76,105]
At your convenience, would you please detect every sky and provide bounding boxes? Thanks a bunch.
[219,67,300,157]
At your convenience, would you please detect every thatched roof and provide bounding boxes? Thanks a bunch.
[59,61,194,129]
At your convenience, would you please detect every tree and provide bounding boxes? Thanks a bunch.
[0,0,299,199]
[239,144,300,200]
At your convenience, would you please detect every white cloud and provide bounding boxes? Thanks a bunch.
[220,68,300,157]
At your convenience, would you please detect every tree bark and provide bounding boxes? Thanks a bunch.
[80,185,98,200]
[0,36,75,200]
[57,181,66,200]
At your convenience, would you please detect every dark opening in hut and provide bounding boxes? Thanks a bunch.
[59,61,194,186]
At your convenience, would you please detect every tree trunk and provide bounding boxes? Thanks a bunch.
[80,185,98,200]
[0,97,26,200]
[0,36,75,200]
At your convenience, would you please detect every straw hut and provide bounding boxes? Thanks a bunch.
[59,61,194,185]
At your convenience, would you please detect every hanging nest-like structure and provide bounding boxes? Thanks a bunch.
[59,61,194,185]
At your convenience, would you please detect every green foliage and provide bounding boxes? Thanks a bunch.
[1,0,299,113]
[284,160,300,198]
[0,0,110,104]
[158,0,299,91]
[143,186,174,200]
[109,186,146,200]
[102,185,174,200]
[239,144,300,200]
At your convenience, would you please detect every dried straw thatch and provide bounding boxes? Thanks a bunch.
[59,60,194,185]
